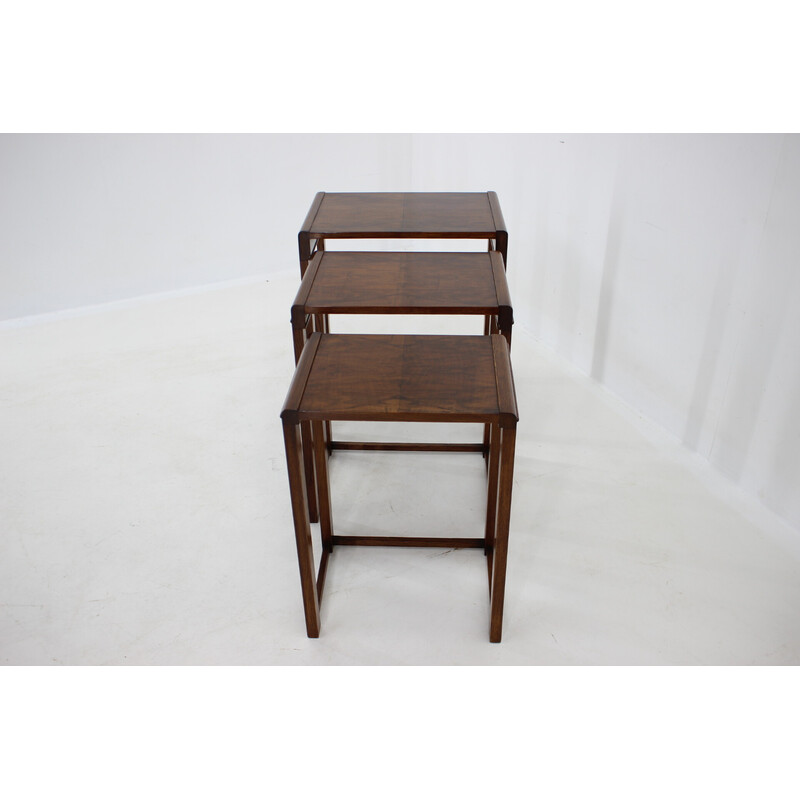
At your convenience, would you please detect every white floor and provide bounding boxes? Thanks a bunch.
[2,271,799,665]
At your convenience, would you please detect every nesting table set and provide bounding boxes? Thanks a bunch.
[280,192,519,642]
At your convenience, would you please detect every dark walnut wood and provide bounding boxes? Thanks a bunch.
[281,334,518,427]
[298,191,509,274]
[292,250,513,340]
[308,192,498,236]
[298,250,507,312]
[280,333,519,643]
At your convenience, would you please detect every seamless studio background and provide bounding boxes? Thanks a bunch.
[3,132,799,533]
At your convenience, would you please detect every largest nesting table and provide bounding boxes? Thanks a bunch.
[281,332,519,643]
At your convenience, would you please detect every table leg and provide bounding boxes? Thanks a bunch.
[496,231,508,269]
[283,420,321,638]
[489,425,516,643]
[293,319,320,521]
[323,318,332,447]
[485,319,500,461]
[482,316,492,460]
[313,314,334,446]
[484,423,501,589]
[312,420,334,554]
[292,322,305,366]
[300,421,319,524]
[298,232,312,278]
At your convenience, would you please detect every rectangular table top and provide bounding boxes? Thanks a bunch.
[300,192,506,238]
[292,250,511,319]
[281,333,518,426]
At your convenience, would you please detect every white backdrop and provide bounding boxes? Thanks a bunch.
[406,134,800,533]
[2,133,798,530]
[0,133,412,318]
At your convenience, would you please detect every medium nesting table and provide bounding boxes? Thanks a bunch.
[281,332,519,643]
[291,250,513,472]
[293,250,513,355]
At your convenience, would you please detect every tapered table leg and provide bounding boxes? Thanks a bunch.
[316,314,334,447]
[312,420,334,554]
[300,421,319,524]
[482,317,491,463]
[489,425,516,643]
[292,321,320,522]
[484,423,501,587]
[283,420,320,638]
[298,231,312,278]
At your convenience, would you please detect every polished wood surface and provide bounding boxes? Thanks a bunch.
[294,250,511,317]
[297,191,509,274]
[281,333,518,426]
[306,192,498,236]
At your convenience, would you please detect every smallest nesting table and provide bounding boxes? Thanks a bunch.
[281,332,519,642]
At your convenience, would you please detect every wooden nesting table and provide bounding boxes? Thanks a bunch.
[281,333,519,643]
[293,250,512,350]
[298,191,508,276]
[291,250,513,492]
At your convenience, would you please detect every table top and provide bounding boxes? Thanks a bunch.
[281,333,518,426]
[300,192,506,238]
[292,250,511,319]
